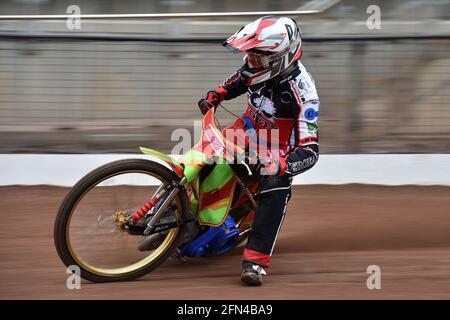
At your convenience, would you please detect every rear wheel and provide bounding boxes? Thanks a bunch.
[54,159,190,282]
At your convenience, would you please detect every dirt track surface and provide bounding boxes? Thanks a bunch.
[1,184,450,299]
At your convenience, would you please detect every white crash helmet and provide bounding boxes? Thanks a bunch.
[223,16,303,86]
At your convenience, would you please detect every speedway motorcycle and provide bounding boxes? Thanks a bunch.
[54,107,264,282]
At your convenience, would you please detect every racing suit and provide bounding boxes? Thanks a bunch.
[212,60,320,267]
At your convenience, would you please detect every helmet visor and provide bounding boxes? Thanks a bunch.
[246,52,270,69]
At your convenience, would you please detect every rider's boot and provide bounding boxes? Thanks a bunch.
[240,261,267,286]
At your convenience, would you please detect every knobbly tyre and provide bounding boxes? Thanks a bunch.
[54,107,265,282]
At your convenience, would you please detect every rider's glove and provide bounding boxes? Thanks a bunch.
[253,154,287,176]
[198,90,220,115]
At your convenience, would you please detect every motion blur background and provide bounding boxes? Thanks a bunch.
[2,1,450,300]
[0,0,449,154]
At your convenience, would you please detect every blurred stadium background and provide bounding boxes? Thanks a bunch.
[0,0,449,155]
[2,1,450,300]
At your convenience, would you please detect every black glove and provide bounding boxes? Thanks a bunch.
[198,90,220,115]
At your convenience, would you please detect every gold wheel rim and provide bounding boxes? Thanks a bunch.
[66,170,181,277]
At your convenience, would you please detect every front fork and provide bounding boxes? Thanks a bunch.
[129,176,187,236]
[142,176,187,235]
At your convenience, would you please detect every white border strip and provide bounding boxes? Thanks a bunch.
[0,10,318,20]
[1,154,449,186]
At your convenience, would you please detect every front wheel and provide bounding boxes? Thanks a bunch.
[54,159,190,282]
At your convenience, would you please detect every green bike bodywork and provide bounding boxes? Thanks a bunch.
[139,147,236,227]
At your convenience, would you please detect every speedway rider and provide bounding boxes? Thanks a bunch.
[198,16,320,286]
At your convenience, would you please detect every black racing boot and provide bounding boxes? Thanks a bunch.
[240,261,267,286]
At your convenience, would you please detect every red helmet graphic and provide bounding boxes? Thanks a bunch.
[223,16,303,86]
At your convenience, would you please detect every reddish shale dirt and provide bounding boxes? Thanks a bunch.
[1,184,450,299]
